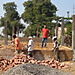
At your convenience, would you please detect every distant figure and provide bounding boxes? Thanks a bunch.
[41,25,49,47]
[52,36,60,61]
[12,34,22,54]
[27,36,34,57]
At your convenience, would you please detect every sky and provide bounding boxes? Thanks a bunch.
[0,0,75,18]
[52,0,75,17]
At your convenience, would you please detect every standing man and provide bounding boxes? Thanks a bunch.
[41,25,49,47]
[12,34,22,54]
[52,36,60,61]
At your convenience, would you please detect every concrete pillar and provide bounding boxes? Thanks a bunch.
[61,18,64,46]
[72,15,75,61]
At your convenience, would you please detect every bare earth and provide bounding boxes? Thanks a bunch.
[0,40,75,75]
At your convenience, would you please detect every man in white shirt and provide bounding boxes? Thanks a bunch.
[52,36,60,61]
[27,36,34,57]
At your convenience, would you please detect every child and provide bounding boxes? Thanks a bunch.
[12,34,23,54]
[52,36,60,61]
[27,36,34,57]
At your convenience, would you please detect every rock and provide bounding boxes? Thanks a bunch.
[3,63,72,75]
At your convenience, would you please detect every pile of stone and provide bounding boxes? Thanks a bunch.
[0,54,69,71]
[3,63,71,75]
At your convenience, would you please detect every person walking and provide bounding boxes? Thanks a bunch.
[41,25,49,47]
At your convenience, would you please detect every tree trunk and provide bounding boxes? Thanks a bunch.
[5,21,8,45]
[72,15,75,61]
[36,24,40,37]
[17,26,19,37]
[61,18,64,46]
[12,26,15,39]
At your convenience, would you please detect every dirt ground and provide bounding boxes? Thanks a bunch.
[61,61,75,75]
[0,40,75,75]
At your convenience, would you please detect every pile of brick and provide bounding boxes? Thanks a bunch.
[0,54,69,71]
[0,57,10,71]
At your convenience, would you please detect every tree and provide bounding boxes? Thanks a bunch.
[3,2,20,36]
[65,21,72,36]
[0,2,25,39]
[63,21,72,46]
[22,0,57,36]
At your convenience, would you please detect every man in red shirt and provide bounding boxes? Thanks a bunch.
[41,25,49,47]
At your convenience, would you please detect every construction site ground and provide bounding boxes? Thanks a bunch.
[0,39,75,75]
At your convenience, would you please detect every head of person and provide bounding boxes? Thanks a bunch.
[28,36,32,40]
[13,34,16,39]
[44,25,47,28]
[52,36,57,42]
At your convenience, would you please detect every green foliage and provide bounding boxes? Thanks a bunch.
[24,24,39,36]
[22,0,57,36]
[3,2,20,21]
[65,21,72,36]
[0,17,5,27]
[63,21,72,46]
[3,2,20,36]
[0,2,25,37]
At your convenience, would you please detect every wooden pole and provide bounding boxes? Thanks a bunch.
[72,15,75,61]
[61,18,64,46]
